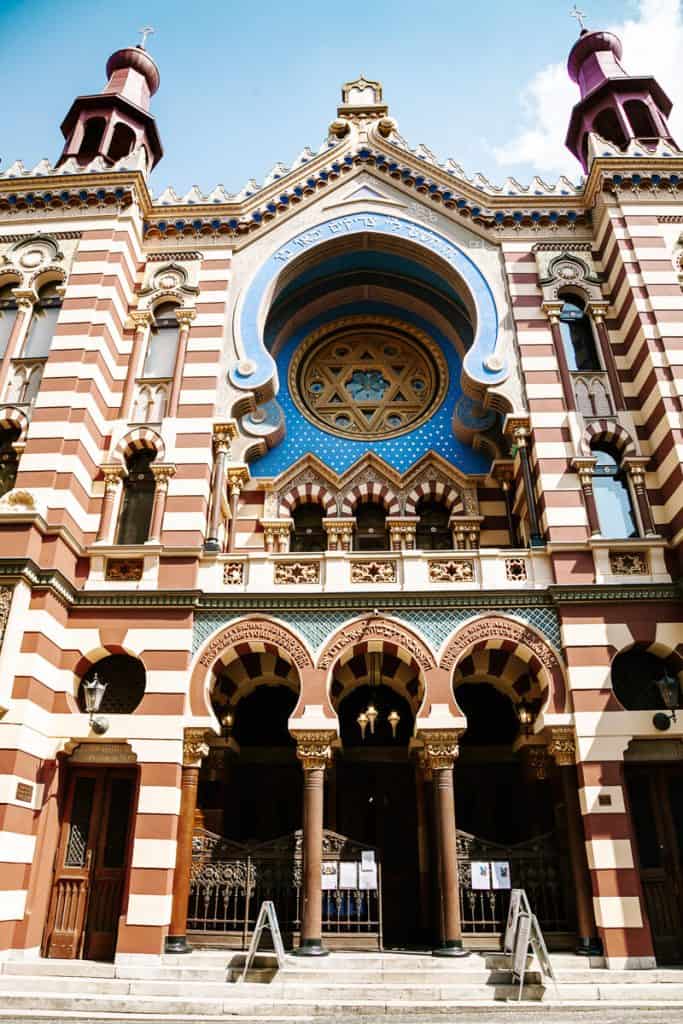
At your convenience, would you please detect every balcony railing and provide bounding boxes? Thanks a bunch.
[571,370,614,418]
[130,377,172,424]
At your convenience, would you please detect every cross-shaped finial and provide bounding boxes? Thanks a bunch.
[138,26,154,49]
[570,5,587,31]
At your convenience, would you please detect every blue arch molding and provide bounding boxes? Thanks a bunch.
[230,212,507,395]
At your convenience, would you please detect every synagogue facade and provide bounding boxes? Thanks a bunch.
[0,26,682,969]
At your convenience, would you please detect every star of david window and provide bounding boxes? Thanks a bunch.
[289,319,448,440]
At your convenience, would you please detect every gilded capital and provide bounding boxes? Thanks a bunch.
[101,462,127,490]
[421,730,460,771]
[227,464,250,495]
[175,307,197,328]
[151,462,176,490]
[129,309,154,332]
[541,300,563,325]
[213,421,238,456]
[183,728,210,767]
[547,727,576,767]
[294,730,336,771]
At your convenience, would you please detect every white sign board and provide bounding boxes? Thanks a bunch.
[339,861,358,889]
[492,861,511,890]
[238,901,286,982]
[321,862,338,890]
[471,861,491,890]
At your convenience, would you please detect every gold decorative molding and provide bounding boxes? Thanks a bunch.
[547,727,576,767]
[183,728,210,767]
[294,730,336,771]
[421,730,460,771]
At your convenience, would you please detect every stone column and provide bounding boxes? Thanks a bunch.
[514,426,543,547]
[492,462,519,547]
[323,518,354,552]
[413,750,432,936]
[226,465,249,553]
[623,457,657,537]
[387,517,418,551]
[423,731,468,957]
[166,729,209,953]
[120,310,153,421]
[205,424,237,552]
[293,730,335,956]
[542,301,576,411]
[95,463,127,543]
[167,308,196,418]
[0,292,34,399]
[590,303,626,412]
[573,457,601,536]
[548,728,602,956]
[149,464,176,543]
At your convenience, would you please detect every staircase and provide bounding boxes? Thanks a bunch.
[0,950,682,1020]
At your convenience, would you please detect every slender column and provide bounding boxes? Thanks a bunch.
[120,310,153,421]
[167,308,196,418]
[95,463,127,543]
[293,730,335,956]
[166,729,209,953]
[227,465,249,553]
[514,426,543,546]
[542,302,576,411]
[149,463,176,543]
[205,424,237,552]
[548,728,602,956]
[591,304,626,412]
[623,457,657,537]
[573,457,601,536]
[413,751,432,935]
[0,292,34,400]
[423,731,468,957]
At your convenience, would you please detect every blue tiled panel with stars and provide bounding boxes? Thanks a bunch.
[250,301,491,477]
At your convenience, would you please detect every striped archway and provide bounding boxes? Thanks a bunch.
[0,405,30,443]
[404,480,464,517]
[279,482,337,518]
[340,483,400,517]
[581,420,636,459]
[113,426,166,465]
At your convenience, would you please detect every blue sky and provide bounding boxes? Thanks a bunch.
[1,1,679,194]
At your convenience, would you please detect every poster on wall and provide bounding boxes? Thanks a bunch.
[321,862,338,890]
[491,861,511,890]
[339,861,358,889]
[471,861,491,890]
[359,851,378,891]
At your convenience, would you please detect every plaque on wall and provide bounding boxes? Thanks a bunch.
[70,742,136,764]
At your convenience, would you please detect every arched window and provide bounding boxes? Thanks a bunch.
[355,501,388,551]
[415,498,452,550]
[108,123,136,163]
[611,648,678,711]
[624,100,657,140]
[592,445,638,538]
[79,117,106,161]
[559,296,601,371]
[291,502,325,552]
[593,108,628,149]
[0,284,18,358]
[0,426,19,497]
[116,450,156,545]
[77,654,146,714]
[23,282,62,359]
[142,303,180,380]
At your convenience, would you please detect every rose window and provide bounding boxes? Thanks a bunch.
[289,318,448,440]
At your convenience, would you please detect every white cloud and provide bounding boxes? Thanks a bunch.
[492,0,683,178]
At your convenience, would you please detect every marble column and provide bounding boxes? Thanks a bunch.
[413,751,432,936]
[167,308,196,418]
[514,426,543,547]
[423,731,468,957]
[0,291,34,400]
[548,728,602,956]
[542,301,576,411]
[120,310,153,421]
[226,466,249,553]
[293,731,334,956]
[623,457,657,537]
[149,464,176,543]
[590,303,626,412]
[205,424,237,552]
[166,729,209,953]
[573,457,601,536]
[95,463,127,543]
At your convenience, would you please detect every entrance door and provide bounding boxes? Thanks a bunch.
[627,764,683,963]
[44,768,136,960]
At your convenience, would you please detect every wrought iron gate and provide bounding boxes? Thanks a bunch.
[188,828,381,948]
[456,829,572,935]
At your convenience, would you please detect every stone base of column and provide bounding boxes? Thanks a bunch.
[292,938,329,957]
[576,935,603,956]
[164,935,192,954]
[433,940,470,958]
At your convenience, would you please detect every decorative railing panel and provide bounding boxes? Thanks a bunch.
[572,370,614,419]
[457,829,571,934]
[188,828,380,947]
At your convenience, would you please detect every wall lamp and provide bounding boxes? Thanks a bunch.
[83,673,109,735]
[515,699,535,736]
[653,671,680,731]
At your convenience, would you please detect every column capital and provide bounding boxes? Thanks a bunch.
[294,729,336,771]
[420,729,460,771]
[183,728,210,767]
[213,420,238,455]
[572,455,597,485]
[587,301,610,323]
[541,300,563,324]
[227,464,250,494]
[491,459,515,487]
[622,455,649,482]
[175,307,197,328]
[13,289,37,311]
[151,462,176,489]
[546,726,576,767]
[101,462,127,488]
[129,309,154,332]
[503,413,531,443]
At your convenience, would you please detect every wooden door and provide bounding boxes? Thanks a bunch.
[627,765,683,963]
[44,768,135,960]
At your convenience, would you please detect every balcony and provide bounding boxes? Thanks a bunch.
[198,548,554,593]
[130,377,171,424]
[571,370,614,419]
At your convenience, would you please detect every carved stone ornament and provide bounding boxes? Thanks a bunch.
[70,742,137,765]
[0,488,36,511]
[184,729,210,767]
[428,559,475,583]
[441,616,560,674]
[0,586,12,645]
[523,745,551,781]
[421,730,460,770]
[223,562,245,585]
[350,560,397,584]
[505,557,528,582]
[105,558,143,582]
[609,550,648,576]
[294,730,336,770]
[274,560,321,584]
[319,617,435,672]
[547,727,576,767]
[198,619,313,671]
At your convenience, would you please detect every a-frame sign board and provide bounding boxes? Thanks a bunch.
[237,901,287,982]
[507,889,559,1001]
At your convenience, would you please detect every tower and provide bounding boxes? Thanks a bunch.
[565,27,677,171]
[57,43,163,172]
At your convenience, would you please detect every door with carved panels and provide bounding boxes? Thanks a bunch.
[627,764,683,964]
[43,768,136,960]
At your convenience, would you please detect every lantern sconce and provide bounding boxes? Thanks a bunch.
[221,709,235,737]
[515,699,535,737]
[83,673,109,735]
[653,671,681,731]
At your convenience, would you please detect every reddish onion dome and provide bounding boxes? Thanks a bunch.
[106,46,160,97]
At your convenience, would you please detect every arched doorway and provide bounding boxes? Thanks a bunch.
[330,649,422,947]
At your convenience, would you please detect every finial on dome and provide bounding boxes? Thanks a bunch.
[570,4,588,34]
[138,25,154,50]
